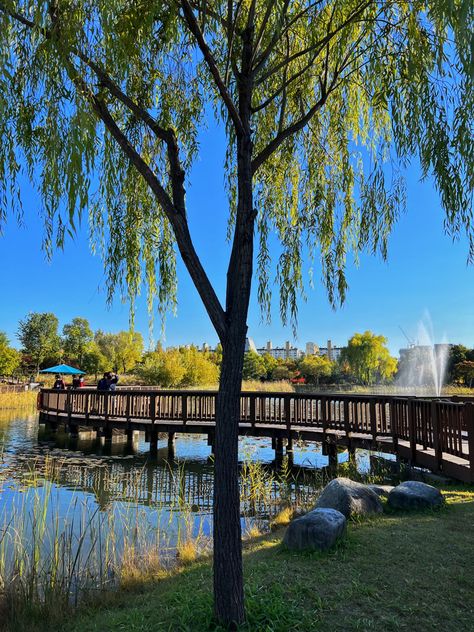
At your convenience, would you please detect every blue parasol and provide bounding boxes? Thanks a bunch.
[40,364,85,375]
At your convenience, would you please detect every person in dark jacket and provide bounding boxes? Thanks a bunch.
[53,374,66,390]
[97,373,110,391]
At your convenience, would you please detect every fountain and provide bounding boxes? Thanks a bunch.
[396,315,450,397]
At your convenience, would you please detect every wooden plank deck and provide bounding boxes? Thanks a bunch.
[37,388,474,483]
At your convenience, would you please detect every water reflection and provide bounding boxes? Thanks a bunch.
[1,411,396,517]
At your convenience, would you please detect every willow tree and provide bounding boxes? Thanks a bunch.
[0,0,472,625]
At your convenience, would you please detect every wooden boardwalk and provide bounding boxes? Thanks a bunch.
[38,389,474,483]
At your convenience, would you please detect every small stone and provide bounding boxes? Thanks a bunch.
[388,481,444,510]
[315,477,383,518]
[283,508,346,551]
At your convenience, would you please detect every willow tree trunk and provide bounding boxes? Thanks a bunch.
[212,24,255,625]
[213,334,247,625]
[213,129,254,627]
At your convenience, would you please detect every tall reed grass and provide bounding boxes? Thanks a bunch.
[0,391,37,411]
[0,458,210,628]
[0,415,391,629]
[241,380,294,392]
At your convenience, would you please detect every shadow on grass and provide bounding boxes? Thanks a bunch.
[4,489,474,632]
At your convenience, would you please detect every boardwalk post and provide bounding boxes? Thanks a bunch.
[431,400,443,472]
[250,394,256,428]
[85,391,90,421]
[150,394,156,423]
[126,393,131,424]
[343,398,350,433]
[408,399,417,464]
[465,402,474,482]
[390,399,398,451]
[125,393,133,441]
[285,395,292,452]
[370,398,377,447]
[343,398,353,455]
[321,396,327,439]
[182,393,188,425]
[104,393,109,422]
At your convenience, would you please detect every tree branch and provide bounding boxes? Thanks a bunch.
[0,2,227,341]
[252,0,291,72]
[252,48,320,112]
[252,89,328,175]
[255,1,373,86]
[180,0,245,136]
[84,90,228,340]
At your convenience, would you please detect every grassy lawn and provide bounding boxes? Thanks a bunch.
[22,486,471,632]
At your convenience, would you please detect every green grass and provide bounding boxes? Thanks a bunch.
[10,486,472,632]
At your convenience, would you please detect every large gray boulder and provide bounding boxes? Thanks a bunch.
[315,477,383,518]
[283,508,346,551]
[387,481,444,510]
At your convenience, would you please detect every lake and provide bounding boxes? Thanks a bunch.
[0,406,394,601]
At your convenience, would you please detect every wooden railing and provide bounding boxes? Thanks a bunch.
[38,389,474,481]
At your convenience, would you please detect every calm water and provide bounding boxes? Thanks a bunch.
[0,408,395,596]
[0,409,395,520]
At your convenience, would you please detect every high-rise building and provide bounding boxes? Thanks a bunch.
[245,337,257,353]
[306,341,319,355]
[256,340,302,360]
[319,339,343,361]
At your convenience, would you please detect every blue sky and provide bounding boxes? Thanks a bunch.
[0,120,473,356]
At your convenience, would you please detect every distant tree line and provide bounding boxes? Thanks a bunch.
[240,331,397,386]
[1,317,473,389]
[0,312,144,380]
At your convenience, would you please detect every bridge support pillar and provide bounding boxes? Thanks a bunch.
[347,445,356,463]
[98,425,112,441]
[168,432,176,460]
[323,441,338,469]
[274,436,284,463]
[45,420,58,433]
[67,423,79,438]
[149,429,158,456]
[207,432,215,458]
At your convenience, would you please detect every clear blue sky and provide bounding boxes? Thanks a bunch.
[0,119,472,356]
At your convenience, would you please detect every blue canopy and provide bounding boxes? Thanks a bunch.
[40,364,85,375]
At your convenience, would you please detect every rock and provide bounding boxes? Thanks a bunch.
[367,484,394,498]
[283,508,346,551]
[388,481,444,510]
[315,477,383,518]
